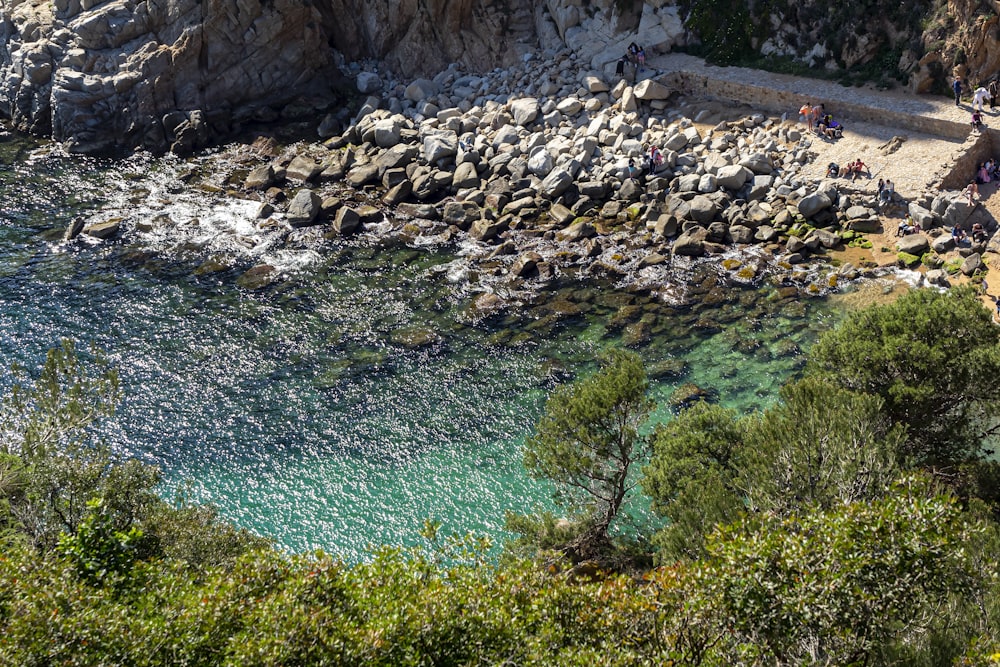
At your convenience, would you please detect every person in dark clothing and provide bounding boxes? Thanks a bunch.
[954,76,963,106]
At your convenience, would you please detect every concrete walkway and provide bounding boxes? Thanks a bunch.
[643,53,997,193]
[645,53,983,140]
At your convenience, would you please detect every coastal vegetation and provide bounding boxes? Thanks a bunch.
[3,287,1000,664]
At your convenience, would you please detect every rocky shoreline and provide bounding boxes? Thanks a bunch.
[69,46,1000,318]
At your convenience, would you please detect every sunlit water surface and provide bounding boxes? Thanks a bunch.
[0,136,842,558]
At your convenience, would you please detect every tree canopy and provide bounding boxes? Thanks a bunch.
[808,286,1000,469]
[518,348,654,558]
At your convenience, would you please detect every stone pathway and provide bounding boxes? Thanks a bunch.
[643,53,996,199]
[639,53,1000,307]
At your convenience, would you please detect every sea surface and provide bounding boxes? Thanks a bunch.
[0,133,842,559]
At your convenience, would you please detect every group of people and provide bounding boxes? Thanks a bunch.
[798,102,845,139]
[615,42,647,80]
[624,145,667,181]
[825,158,870,181]
[955,77,999,132]
[955,77,999,111]
[877,178,896,208]
[896,214,921,236]
[977,159,1000,184]
[952,221,989,244]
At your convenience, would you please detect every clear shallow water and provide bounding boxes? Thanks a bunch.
[0,134,840,558]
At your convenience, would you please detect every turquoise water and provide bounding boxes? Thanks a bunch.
[0,135,839,558]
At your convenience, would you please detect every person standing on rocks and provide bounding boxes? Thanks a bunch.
[990,79,998,110]
[954,76,963,105]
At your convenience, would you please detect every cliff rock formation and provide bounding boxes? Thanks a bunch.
[0,0,536,154]
[3,0,1000,155]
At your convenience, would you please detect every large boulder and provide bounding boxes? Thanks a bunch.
[541,167,574,198]
[932,234,954,253]
[897,234,930,255]
[716,165,749,190]
[333,206,361,235]
[797,192,833,218]
[356,72,382,94]
[944,198,976,228]
[687,195,720,224]
[405,78,438,102]
[510,98,539,126]
[672,227,709,256]
[634,79,671,100]
[470,217,510,242]
[962,252,983,275]
[285,155,322,182]
[286,189,322,227]
[423,132,458,164]
[511,251,543,277]
[908,202,939,229]
[527,147,554,176]
[442,201,480,228]
[373,118,403,148]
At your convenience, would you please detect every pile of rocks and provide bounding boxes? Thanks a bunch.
[226,49,911,298]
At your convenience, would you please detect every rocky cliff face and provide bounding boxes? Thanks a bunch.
[1,0,998,155]
[0,0,537,154]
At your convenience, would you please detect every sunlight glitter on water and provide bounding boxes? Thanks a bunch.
[0,137,844,558]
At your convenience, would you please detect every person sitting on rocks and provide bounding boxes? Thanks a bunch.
[977,162,991,184]
[827,162,840,178]
[649,145,664,171]
[627,42,640,64]
[966,181,980,206]
[973,221,989,243]
[972,111,985,133]
[850,158,870,180]
[897,215,916,236]
[839,160,857,178]
[953,224,968,243]
[820,115,843,139]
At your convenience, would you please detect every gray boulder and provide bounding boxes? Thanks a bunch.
[452,162,480,190]
[897,234,930,255]
[730,224,754,244]
[333,207,362,235]
[285,156,322,182]
[926,269,950,286]
[423,132,458,164]
[634,79,671,100]
[541,168,574,198]
[443,201,481,228]
[797,192,833,218]
[557,221,596,241]
[716,165,749,190]
[687,195,720,224]
[510,98,539,126]
[470,216,510,242]
[405,78,438,102]
[373,118,403,148]
[672,227,709,256]
[356,72,382,94]
[244,164,275,190]
[511,252,543,277]
[527,148,554,177]
[932,234,954,253]
[286,189,322,227]
[962,252,982,275]
[908,202,939,229]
